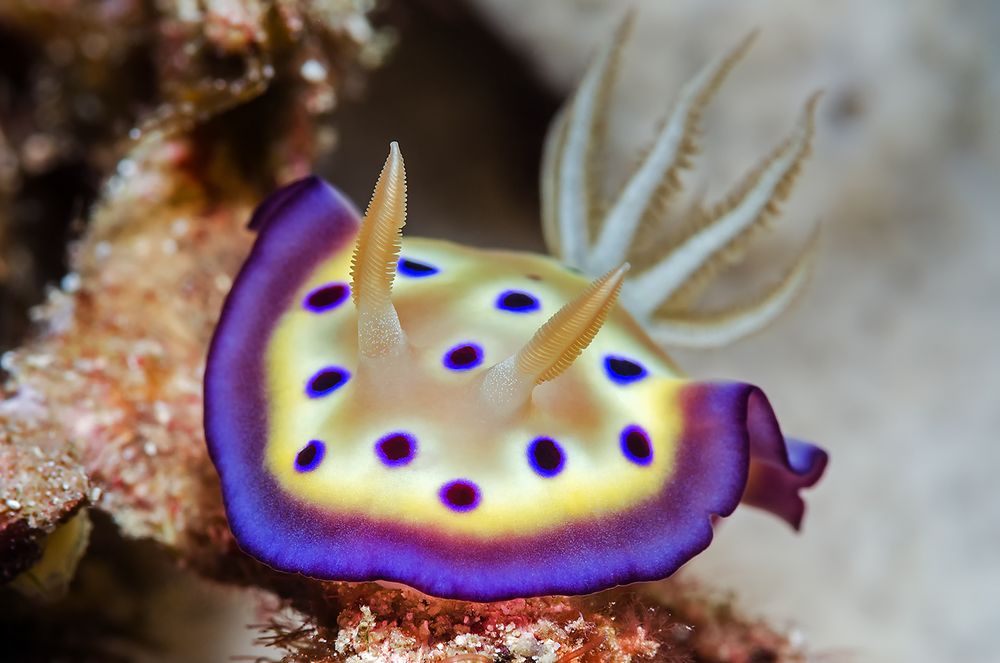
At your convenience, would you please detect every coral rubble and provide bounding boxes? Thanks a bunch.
[247,581,806,662]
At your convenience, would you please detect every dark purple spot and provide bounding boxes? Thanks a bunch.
[304,282,349,312]
[497,290,540,313]
[399,258,438,277]
[444,343,483,371]
[295,440,325,472]
[440,480,480,512]
[621,425,653,465]
[528,437,565,477]
[604,355,648,384]
[306,367,350,398]
[376,432,417,466]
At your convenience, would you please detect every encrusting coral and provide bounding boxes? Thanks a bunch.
[0,0,381,560]
[1,4,821,661]
[0,0,388,349]
[246,581,807,662]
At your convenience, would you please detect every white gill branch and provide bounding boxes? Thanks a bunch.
[626,94,819,318]
[548,16,632,268]
[647,224,818,348]
[585,32,755,275]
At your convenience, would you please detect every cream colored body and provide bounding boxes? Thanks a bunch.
[267,234,686,538]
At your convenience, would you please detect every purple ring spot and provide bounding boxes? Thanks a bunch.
[398,258,438,277]
[306,367,350,398]
[527,437,565,477]
[621,425,653,466]
[303,282,350,312]
[604,355,648,385]
[496,290,540,313]
[440,479,480,512]
[376,431,417,467]
[443,343,484,371]
[294,440,325,472]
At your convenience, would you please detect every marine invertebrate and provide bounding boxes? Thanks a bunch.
[205,135,826,599]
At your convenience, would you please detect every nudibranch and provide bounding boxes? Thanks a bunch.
[205,26,827,602]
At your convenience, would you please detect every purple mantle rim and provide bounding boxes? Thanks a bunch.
[204,176,827,602]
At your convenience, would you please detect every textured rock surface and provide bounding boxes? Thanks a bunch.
[249,581,807,663]
[0,433,89,583]
[468,1,1000,661]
